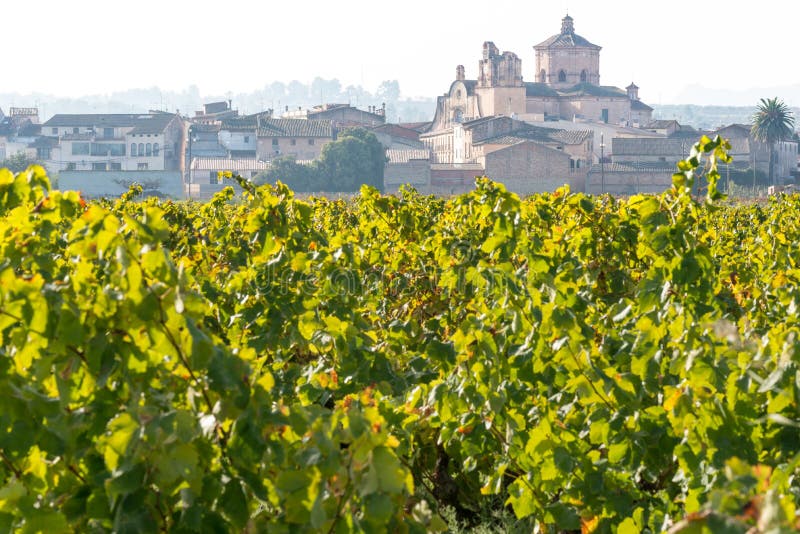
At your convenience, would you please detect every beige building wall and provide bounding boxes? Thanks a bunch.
[421,130,455,164]
[536,48,600,87]
[256,136,331,161]
[525,97,560,117]
[384,161,431,193]
[586,169,673,195]
[447,81,482,124]
[481,141,581,194]
[474,86,526,117]
[559,97,632,124]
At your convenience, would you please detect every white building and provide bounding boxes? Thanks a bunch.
[41,113,184,172]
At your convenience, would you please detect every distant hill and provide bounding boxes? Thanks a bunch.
[673,84,800,108]
[653,104,800,131]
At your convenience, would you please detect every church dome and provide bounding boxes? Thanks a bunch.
[534,15,601,50]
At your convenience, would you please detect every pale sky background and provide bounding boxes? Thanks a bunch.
[5,0,800,105]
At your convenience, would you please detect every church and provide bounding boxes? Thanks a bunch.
[429,15,653,132]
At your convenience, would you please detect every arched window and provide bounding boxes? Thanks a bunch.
[131,143,137,156]
[539,69,546,83]
[138,143,144,157]
[456,89,462,98]
[146,143,152,157]
[580,70,587,83]
[558,70,567,83]
[153,143,159,156]
[453,109,463,123]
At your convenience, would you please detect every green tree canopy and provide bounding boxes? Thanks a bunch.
[317,128,385,191]
[255,128,386,192]
[751,97,795,185]
[0,152,40,173]
[254,156,322,192]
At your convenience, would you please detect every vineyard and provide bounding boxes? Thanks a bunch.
[0,137,799,533]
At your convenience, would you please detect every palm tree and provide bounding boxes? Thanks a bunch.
[751,97,795,186]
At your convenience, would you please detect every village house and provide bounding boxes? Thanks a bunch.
[282,103,386,129]
[189,157,271,184]
[713,123,797,182]
[384,148,432,193]
[0,107,42,162]
[585,162,675,195]
[256,118,334,161]
[41,112,184,172]
[370,123,425,150]
[192,101,238,125]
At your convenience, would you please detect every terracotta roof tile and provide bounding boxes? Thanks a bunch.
[386,149,431,163]
[256,118,334,138]
[190,157,271,172]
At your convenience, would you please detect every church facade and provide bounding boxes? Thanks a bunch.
[429,15,653,132]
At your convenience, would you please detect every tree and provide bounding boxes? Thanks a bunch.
[311,78,343,104]
[751,97,795,186]
[377,80,401,122]
[0,152,40,173]
[254,156,321,192]
[253,129,385,193]
[317,128,385,192]
[376,80,400,104]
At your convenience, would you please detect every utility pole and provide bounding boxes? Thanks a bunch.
[186,125,194,200]
[726,163,730,194]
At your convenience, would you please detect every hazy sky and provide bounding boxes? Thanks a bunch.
[6,0,799,104]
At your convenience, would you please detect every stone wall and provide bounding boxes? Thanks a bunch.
[482,141,580,194]
[384,161,431,193]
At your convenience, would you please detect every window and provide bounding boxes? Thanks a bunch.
[308,139,315,146]
[91,144,109,156]
[153,143,159,156]
[290,139,296,146]
[110,162,122,171]
[103,127,114,138]
[580,70,587,83]
[210,171,218,184]
[37,147,51,159]
[72,142,90,155]
[272,139,279,147]
[90,143,125,157]
[539,69,546,83]
[73,127,79,134]
[146,143,152,157]
[51,127,58,135]
[138,143,144,156]
[137,163,148,170]
[456,90,462,98]
[92,162,107,171]
[66,163,76,170]
[558,70,567,83]
[131,143,137,156]
[244,136,250,143]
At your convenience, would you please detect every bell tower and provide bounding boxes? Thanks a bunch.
[534,15,602,88]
